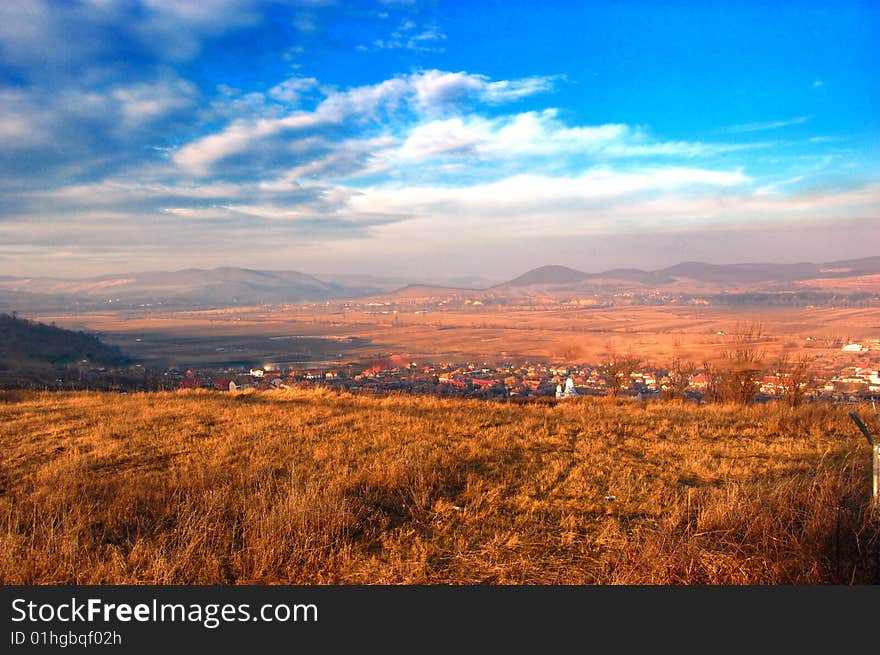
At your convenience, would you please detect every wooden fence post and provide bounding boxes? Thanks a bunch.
[849,410,879,510]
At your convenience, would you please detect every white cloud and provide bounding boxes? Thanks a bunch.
[370,20,448,52]
[755,175,806,196]
[409,71,558,113]
[724,116,810,133]
[394,109,768,166]
[0,90,53,148]
[0,1,262,73]
[0,0,289,189]
[293,10,318,33]
[346,179,880,251]
[408,71,485,112]
[2,21,867,281]
[349,167,751,217]
[406,28,447,50]
[482,76,562,104]
[267,77,319,104]
[140,0,259,26]
[395,111,625,162]
[173,70,561,176]
[110,76,199,128]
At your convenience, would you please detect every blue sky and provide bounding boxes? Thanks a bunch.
[0,0,877,280]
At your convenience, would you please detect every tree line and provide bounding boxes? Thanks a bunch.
[600,323,814,407]
[0,312,128,387]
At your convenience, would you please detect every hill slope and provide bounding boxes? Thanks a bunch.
[501,265,590,287]
[0,314,126,371]
[0,267,351,309]
[1,389,875,584]
[2,256,878,311]
[496,256,880,293]
[821,256,880,275]
[387,284,481,299]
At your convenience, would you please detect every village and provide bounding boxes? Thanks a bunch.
[134,343,880,404]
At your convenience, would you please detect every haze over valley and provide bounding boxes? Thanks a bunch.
[3,255,879,312]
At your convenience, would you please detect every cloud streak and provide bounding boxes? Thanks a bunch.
[172,70,563,178]
[723,116,811,133]
[370,18,447,52]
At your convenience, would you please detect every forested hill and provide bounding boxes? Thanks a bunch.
[0,313,127,384]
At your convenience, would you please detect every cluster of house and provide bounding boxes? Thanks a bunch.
[820,366,880,394]
[167,353,880,402]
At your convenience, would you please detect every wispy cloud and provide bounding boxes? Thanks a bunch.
[345,179,880,244]
[368,19,447,52]
[808,135,847,144]
[3,59,859,268]
[172,70,562,178]
[755,175,806,196]
[350,168,752,218]
[0,1,269,189]
[723,116,811,133]
[392,109,771,172]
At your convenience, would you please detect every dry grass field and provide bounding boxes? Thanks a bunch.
[34,303,880,366]
[2,388,878,584]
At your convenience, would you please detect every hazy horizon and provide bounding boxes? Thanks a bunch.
[1,1,877,279]
[2,241,879,286]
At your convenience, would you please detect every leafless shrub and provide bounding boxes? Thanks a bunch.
[600,353,642,397]
[713,323,768,405]
[663,357,696,400]
[776,353,814,407]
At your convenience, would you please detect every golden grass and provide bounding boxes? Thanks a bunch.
[1,388,877,584]
[36,303,876,364]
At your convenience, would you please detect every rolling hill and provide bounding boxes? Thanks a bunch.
[0,312,127,387]
[1,257,878,311]
[387,284,482,300]
[0,267,352,310]
[501,265,591,287]
[493,256,880,294]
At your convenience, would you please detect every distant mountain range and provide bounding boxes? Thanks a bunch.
[496,257,880,289]
[1,256,878,311]
[0,267,350,310]
[501,265,660,288]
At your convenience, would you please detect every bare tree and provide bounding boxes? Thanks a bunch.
[716,323,767,405]
[727,322,767,365]
[601,353,642,397]
[775,353,813,407]
[701,360,722,403]
[717,365,763,405]
[663,356,696,400]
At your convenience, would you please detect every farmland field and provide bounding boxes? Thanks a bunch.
[32,303,880,368]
